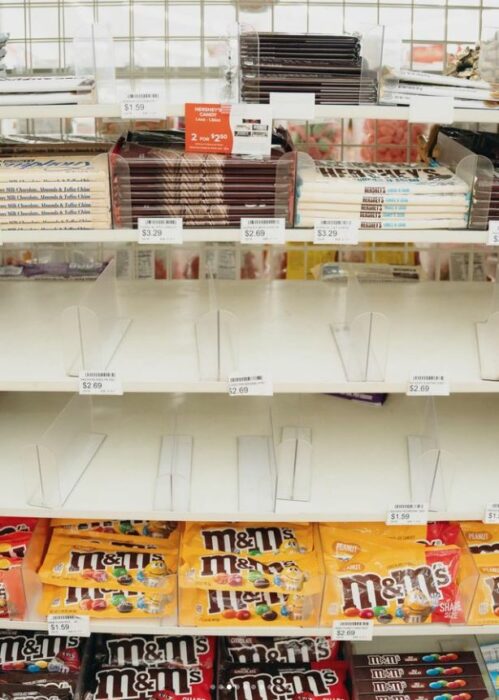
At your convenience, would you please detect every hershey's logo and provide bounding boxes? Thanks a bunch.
[370,669,405,679]
[227,638,331,665]
[0,635,79,664]
[340,563,451,611]
[228,669,337,700]
[207,589,286,615]
[201,526,295,553]
[371,682,407,692]
[94,666,201,700]
[68,549,159,572]
[200,554,296,577]
[106,636,209,667]
[317,165,451,182]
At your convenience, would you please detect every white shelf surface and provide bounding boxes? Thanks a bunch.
[0,279,498,393]
[0,227,490,245]
[1,392,499,520]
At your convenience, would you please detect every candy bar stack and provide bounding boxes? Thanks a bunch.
[110,129,295,227]
[0,75,95,106]
[0,33,9,77]
[351,651,490,700]
[240,32,378,105]
[0,153,112,230]
[295,160,471,229]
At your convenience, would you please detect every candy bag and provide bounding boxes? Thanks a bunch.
[0,533,32,559]
[182,523,314,556]
[95,634,215,668]
[90,664,213,700]
[0,520,37,538]
[221,636,339,666]
[461,522,499,555]
[51,520,179,548]
[0,633,82,670]
[468,553,499,624]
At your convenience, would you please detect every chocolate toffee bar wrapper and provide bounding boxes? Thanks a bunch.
[0,674,77,695]
[95,634,215,668]
[352,653,478,668]
[354,675,488,694]
[221,636,338,665]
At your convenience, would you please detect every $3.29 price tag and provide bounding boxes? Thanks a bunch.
[47,615,90,637]
[240,218,285,245]
[488,221,499,246]
[314,219,359,245]
[332,620,373,641]
[138,217,183,245]
[386,503,428,526]
[120,92,163,120]
[228,373,273,396]
[484,503,499,523]
[79,371,123,396]
[407,374,449,396]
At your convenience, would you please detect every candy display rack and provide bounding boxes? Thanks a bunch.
[61,259,131,377]
[475,263,499,380]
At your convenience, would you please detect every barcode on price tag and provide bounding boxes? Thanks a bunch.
[386,502,428,525]
[121,92,163,120]
[138,217,183,244]
[228,372,273,396]
[407,374,449,396]
[332,620,373,641]
[47,614,90,637]
[314,219,359,245]
[79,371,123,396]
[484,503,499,523]
[488,221,499,246]
[240,218,285,245]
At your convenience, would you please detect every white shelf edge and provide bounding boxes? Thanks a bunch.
[1,619,499,636]
[0,228,489,245]
[1,102,498,124]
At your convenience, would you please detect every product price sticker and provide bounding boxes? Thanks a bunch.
[47,614,90,637]
[120,92,164,120]
[228,372,273,396]
[407,374,449,396]
[488,221,499,246]
[269,92,316,120]
[313,219,359,245]
[484,503,499,523]
[240,217,285,245]
[138,217,183,245]
[386,502,429,525]
[79,371,123,396]
[332,620,373,641]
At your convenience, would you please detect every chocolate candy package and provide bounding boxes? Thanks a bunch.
[94,635,215,669]
[353,663,483,681]
[0,675,76,698]
[0,633,83,671]
[218,661,349,700]
[50,522,179,549]
[220,636,339,666]
[0,686,71,700]
[182,523,315,556]
[351,652,479,668]
[354,675,487,694]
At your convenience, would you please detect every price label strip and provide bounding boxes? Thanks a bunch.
[484,503,499,523]
[332,620,373,641]
[386,502,429,526]
[120,92,164,120]
[47,614,90,637]
[488,221,499,246]
[228,373,273,396]
[407,374,449,396]
[314,219,359,245]
[138,217,183,245]
[240,218,285,245]
[79,371,123,396]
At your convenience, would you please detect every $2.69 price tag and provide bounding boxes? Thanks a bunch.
[240,218,285,245]
[79,371,123,396]
[332,620,373,641]
[138,217,183,245]
[386,503,428,526]
[484,503,499,523]
[314,219,359,245]
[228,372,273,396]
[47,615,90,637]
[407,374,449,396]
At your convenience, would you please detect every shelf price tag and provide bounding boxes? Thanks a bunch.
[47,614,90,637]
[314,219,359,245]
[484,503,499,523]
[240,218,285,245]
[269,92,316,120]
[228,372,273,396]
[138,217,183,245]
[407,374,449,396]
[409,96,454,124]
[332,620,373,641]
[79,371,123,396]
[488,221,499,246]
[120,92,163,120]
[386,502,429,525]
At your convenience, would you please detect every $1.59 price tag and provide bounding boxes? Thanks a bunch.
[47,615,90,637]
[79,371,123,396]
[386,503,428,526]
[228,372,273,396]
[332,620,373,641]
[488,221,499,246]
[314,219,359,245]
[120,92,163,120]
[407,374,449,396]
[240,218,285,245]
[138,217,183,245]
[484,503,499,523]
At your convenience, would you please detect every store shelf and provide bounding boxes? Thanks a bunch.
[0,280,497,393]
[1,392,498,520]
[0,227,490,245]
